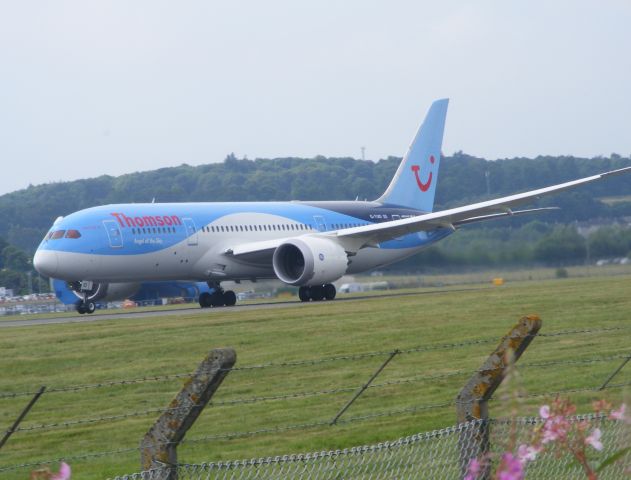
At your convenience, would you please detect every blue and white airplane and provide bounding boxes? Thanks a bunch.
[34,99,631,313]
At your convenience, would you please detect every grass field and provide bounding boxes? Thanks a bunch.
[1,273,630,478]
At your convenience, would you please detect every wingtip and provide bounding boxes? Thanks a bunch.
[601,165,631,178]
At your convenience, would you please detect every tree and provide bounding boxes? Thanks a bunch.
[533,226,587,265]
[2,245,30,271]
[588,226,631,258]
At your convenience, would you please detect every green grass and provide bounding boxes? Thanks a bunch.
[1,274,630,478]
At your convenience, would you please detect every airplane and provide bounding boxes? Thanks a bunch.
[33,99,631,314]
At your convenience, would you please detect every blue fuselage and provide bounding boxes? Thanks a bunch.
[34,201,452,284]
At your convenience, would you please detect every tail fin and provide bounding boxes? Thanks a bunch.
[377,98,449,212]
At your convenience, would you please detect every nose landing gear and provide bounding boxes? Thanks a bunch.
[298,284,336,302]
[73,281,98,314]
[76,300,96,314]
[199,282,237,308]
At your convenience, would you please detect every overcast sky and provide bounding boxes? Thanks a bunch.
[1,1,630,196]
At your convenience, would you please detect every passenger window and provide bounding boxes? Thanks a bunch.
[65,230,82,239]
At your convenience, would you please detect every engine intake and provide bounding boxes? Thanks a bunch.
[273,237,348,286]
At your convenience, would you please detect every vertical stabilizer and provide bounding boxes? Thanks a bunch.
[377,99,449,212]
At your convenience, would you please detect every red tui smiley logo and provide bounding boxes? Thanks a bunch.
[411,155,435,192]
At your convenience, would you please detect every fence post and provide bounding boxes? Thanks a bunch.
[0,386,46,450]
[140,347,236,477]
[455,314,541,479]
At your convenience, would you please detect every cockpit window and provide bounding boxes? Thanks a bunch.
[50,230,66,240]
[65,229,82,239]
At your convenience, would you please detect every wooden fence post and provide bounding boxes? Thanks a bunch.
[140,347,236,477]
[455,314,542,479]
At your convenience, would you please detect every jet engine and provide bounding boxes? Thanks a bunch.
[272,237,348,286]
[67,281,141,302]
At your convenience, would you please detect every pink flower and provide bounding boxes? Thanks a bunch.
[609,403,626,421]
[592,399,612,413]
[541,414,570,444]
[497,452,524,480]
[585,428,603,451]
[464,458,482,480]
[517,444,540,464]
[51,462,71,480]
[539,405,550,419]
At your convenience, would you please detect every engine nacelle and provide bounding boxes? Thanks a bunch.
[68,281,141,302]
[273,237,348,286]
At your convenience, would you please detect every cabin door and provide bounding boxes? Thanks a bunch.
[183,218,198,246]
[103,220,123,248]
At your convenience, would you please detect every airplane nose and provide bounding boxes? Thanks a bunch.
[34,250,59,277]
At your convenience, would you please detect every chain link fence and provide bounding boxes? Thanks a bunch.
[114,414,629,479]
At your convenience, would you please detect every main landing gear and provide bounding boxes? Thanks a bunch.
[298,284,336,302]
[198,282,237,308]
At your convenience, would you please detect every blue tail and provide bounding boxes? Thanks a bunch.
[377,99,449,212]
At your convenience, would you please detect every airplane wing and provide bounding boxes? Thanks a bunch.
[334,166,631,250]
[227,166,631,257]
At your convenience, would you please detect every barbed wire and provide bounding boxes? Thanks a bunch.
[7,373,466,435]
[0,372,192,399]
[210,370,471,407]
[3,376,629,473]
[500,380,631,401]
[0,400,455,473]
[9,405,201,434]
[0,446,138,473]
[13,366,629,436]
[466,380,631,406]
[172,354,630,409]
[0,344,629,404]
[2,326,627,400]
[520,353,630,369]
[161,402,456,447]
[221,325,631,372]
[535,325,631,337]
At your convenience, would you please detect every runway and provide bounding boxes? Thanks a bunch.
[0,287,488,328]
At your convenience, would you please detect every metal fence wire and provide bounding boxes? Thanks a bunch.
[113,414,630,480]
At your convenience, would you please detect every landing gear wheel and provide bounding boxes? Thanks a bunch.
[76,303,86,314]
[309,285,325,301]
[224,290,236,306]
[86,302,96,314]
[324,284,336,300]
[199,292,212,308]
[298,286,310,302]
[202,282,239,309]
[210,291,225,307]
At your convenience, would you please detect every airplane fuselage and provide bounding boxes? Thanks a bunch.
[34,201,452,284]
